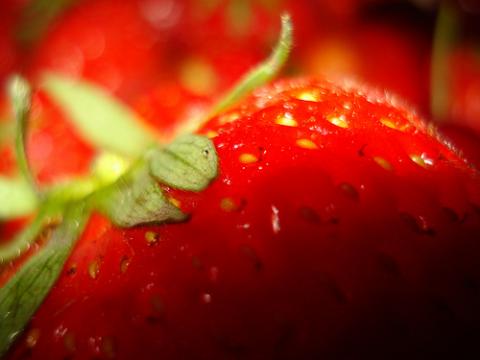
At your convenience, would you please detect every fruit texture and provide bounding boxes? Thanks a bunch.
[4,77,480,359]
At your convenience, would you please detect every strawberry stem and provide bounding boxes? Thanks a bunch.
[431,1,459,122]
[208,13,293,120]
[8,76,40,197]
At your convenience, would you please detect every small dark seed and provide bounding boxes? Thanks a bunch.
[358,144,368,157]
[339,182,359,201]
[376,253,401,279]
[241,245,264,272]
[430,297,455,323]
[298,206,321,224]
[442,207,460,223]
[463,275,480,296]
[66,266,77,276]
[399,212,435,236]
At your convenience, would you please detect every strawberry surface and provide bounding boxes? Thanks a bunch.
[4,77,480,359]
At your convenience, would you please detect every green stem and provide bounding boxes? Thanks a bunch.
[209,13,293,117]
[431,1,459,122]
[173,13,293,137]
[8,76,40,197]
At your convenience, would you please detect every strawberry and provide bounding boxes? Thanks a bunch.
[26,0,168,102]
[1,14,480,360]
[300,5,432,112]
[159,0,324,97]
[443,45,480,135]
[438,122,480,170]
[1,72,480,359]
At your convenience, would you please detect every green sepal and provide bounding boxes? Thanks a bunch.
[0,177,38,219]
[149,134,218,192]
[0,201,91,358]
[95,160,186,228]
[41,73,156,158]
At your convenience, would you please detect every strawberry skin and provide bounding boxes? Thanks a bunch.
[6,77,480,359]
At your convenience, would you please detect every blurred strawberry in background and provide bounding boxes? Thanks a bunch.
[25,0,169,102]
[0,0,479,174]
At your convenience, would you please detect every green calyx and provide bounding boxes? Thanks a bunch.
[0,79,219,263]
[0,13,293,357]
[0,76,219,358]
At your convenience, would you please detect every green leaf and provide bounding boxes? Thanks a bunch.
[0,202,90,357]
[96,160,186,228]
[41,73,156,157]
[149,134,218,192]
[0,177,38,219]
[8,76,38,195]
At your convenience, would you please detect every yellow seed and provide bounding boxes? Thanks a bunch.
[380,117,408,131]
[25,328,40,348]
[206,130,218,138]
[220,197,237,212]
[120,256,131,274]
[295,90,320,102]
[374,157,393,171]
[168,197,181,208]
[101,337,116,359]
[150,295,165,315]
[88,260,100,280]
[64,332,76,353]
[296,138,318,150]
[327,114,348,128]
[410,154,433,168]
[380,118,397,130]
[275,113,298,127]
[239,153,258,164]
[145,231,160,245]
[219,112,240,125]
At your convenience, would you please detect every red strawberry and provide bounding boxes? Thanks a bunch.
[2,76,480,359]
[162,0,322,96]
[438,122,480,170]
[26,0,168,102]
[445,45,480,135]
[300,9,431,112]
[0,0,24,87]
[26,90,96,184]
[0,89,96,183]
